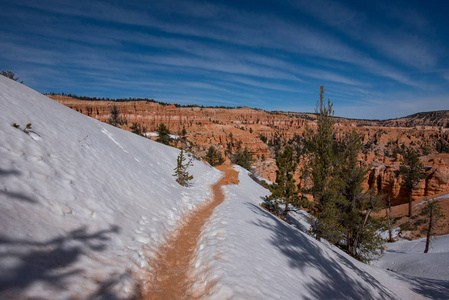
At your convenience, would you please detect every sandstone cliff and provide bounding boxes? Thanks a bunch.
[49,95,449,206]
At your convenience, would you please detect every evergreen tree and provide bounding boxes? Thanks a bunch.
[420,200,445,253]
[399,147,425,217]
[173,149,194,186]
[179,126,188,149]
[265,146,308,219]
[288,134,306,158]
[181,126,187,137]
[303,86,344,243]
[341,131,370,256]
[340,132,384,260]
[235,147,254,171]
[205,146,225,166]
[353,192,385,262]
[130,123,147,136]
[108,104,123,127]
[156,123,172,145]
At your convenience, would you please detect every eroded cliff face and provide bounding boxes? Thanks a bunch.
[364,154,449,205]
[50,95,449,205]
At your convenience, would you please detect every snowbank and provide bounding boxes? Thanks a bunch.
[192,166,443,299]
[375,235,449,280]
[0,76,221,298]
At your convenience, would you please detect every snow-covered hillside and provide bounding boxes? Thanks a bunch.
[1,76,448,299]
[376,235,449,281]
[0,76,221,298]
[191,167,449,299]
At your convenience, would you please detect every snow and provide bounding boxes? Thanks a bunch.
[0,77,221,298]
[415,193,449,207]
[375,235,449,280]
[1,76,447,299]
[192,166,445,299]
[143,132,179,139]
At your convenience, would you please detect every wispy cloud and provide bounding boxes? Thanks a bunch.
[290,0,441,69]
[1,0,448,119]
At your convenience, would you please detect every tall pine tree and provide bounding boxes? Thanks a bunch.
[303,86,344,243]
[341,131,384,260]
[399,147,425,217]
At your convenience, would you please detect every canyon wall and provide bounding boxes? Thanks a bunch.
[50,95,449,205]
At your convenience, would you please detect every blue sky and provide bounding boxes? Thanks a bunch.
[1,0,448,119]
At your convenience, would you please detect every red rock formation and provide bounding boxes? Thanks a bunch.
[49,95,449,206]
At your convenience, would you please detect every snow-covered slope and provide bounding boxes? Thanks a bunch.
[376,235,449,281]
[0,76,221,298]
[1,77,447,299]
[192,166,447,300]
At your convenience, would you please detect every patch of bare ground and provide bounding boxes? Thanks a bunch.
[377,192,449,240]
[139,164,238,300]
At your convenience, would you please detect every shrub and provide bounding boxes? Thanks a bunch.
[1,70,23,83]
[204,146,225,166]
[234,147,254,170]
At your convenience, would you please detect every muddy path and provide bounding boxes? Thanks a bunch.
[140,164,239,299]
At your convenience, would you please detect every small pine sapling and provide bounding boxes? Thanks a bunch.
[11,122,32,134]
[173,149,194,186]
[23,123,32,134]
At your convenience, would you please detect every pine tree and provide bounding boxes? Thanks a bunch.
[235,147,254,171]
[340,130,384,260]
[173,149,194,186]
[156,123,172,145]
[205,146,225,166]
[303,86,345,243]
[130,123,147,136]
[399,147,425,217]
[181,126,187,137]
[108,104,123,127]
[420,200,445,253]
[265,146,308,219]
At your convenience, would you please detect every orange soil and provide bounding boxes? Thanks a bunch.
[377,192,449,239]
[140,164,239,299]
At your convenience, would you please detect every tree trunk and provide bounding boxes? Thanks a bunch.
[314,220,322,242]
[424,205,433,253]
[387,194,393,242]
[282,203,290,220]
[347,229,354,254]
[353,208,372,257]
[408,190,413,217]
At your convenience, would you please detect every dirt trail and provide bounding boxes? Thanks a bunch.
[140,164,239,300]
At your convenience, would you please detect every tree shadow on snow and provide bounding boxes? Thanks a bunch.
[245,202,396,300]
[394,273,449,300]
[0,225,121,297]
[0,168,37,203]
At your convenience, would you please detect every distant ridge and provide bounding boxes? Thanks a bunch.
[47,93,448,127]
[380,110,449,127]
